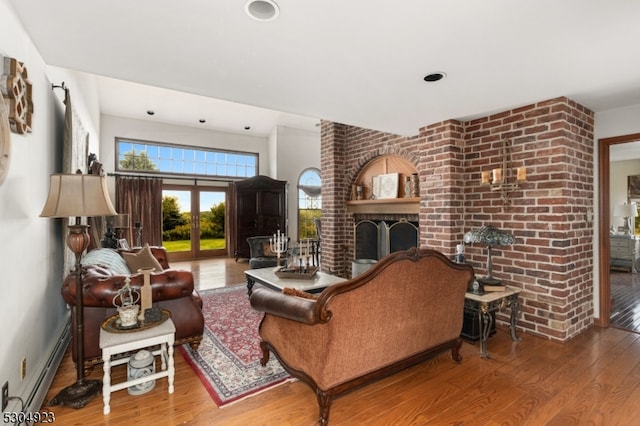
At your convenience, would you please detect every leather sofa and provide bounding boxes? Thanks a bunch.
[250,248,474,425]
[61,246,204,368]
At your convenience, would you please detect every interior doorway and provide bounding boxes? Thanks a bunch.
[162,185,227,261]
[598,132,640,330]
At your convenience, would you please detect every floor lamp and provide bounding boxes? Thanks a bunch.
[40,173,117,408]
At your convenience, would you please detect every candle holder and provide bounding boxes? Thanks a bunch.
[269,231,288,269]
[480,139,526,205]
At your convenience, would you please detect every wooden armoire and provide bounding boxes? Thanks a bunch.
[229,175,287,260]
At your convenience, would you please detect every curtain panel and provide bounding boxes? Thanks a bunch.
[115,176,163,246]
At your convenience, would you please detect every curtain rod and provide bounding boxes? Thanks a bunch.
[51,81,67,91]
[107,172,236,184]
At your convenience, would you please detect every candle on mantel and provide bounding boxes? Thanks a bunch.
[517,167,527,181]
[481,171,490,185]
[492,168,503,184]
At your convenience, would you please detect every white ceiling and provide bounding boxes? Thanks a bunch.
[8,0,640,137]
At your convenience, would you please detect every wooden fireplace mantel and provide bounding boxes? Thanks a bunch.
[345,197,420,214]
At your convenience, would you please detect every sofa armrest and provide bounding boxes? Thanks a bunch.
[250,287,318,325]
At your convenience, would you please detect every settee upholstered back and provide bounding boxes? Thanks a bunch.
[253,248,474,391]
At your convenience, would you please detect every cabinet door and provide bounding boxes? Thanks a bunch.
[258,189,285,234]
[234,189,256,258]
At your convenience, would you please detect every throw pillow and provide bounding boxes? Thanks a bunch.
[122,244,164,272]
[262,242,275,257]
[282,287,318,300]
[81,248,131,275]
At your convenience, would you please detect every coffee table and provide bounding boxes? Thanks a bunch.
[245,267,347,296]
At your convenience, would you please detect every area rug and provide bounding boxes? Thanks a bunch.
[179,284,292,407]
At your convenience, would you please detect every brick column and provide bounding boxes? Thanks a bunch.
[320,121,349,277]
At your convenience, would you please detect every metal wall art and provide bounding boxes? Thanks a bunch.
[1,56,33,134]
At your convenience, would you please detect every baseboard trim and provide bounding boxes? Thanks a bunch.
[18,313,71,413]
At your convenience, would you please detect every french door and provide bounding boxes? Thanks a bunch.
[162,185,227,261]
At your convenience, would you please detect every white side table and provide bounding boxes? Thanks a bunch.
[100,318,176,414]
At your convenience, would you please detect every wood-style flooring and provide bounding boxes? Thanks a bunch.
[610,271,640,333]
[41,257,640,425]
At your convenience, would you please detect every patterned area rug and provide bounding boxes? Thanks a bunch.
[179,284,291,407]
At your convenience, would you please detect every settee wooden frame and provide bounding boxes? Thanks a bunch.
[251,248,474,425]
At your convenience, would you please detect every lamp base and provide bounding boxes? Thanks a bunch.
[477,277,502,286]
[48,379,102,409]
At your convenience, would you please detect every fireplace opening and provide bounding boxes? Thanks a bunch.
[354,219,419,261]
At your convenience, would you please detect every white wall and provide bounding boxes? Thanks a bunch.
[0,0,102,411]
[273,125,321,241]
[610,159,640,230]
[592,104,640,319]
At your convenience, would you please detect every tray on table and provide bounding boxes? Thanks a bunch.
[101,308,171,333]
[275,266,318,279]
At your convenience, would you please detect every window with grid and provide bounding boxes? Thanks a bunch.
[116,138,258,179]
[298,168,322,239]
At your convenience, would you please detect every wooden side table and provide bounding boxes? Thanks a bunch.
[99,318,176,414]
[464,287,521,358]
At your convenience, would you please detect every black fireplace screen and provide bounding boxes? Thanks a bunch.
[354,219,418,260]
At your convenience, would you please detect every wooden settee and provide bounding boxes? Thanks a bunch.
[249,248,474,425]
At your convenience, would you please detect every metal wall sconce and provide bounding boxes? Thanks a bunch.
[481,139,526,204]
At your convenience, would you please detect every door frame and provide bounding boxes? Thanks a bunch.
[163,184,228,261]
[597,132,640,327]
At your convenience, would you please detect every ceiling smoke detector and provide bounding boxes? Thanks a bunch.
[244,0,280,22]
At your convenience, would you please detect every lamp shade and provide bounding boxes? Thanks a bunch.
[40,174,117,218]
[614,202,638,218]
[463,225,515,247]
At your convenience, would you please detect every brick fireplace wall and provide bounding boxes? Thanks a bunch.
[320,96,595,342]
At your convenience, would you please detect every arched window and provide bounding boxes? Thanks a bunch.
[298,168,321,240]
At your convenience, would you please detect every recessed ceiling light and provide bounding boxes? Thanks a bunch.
[423,72,446,82]
[244,0,280,22]
[147,110,155,116]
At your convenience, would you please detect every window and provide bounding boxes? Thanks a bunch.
[298,168,321,239]
[116,138,258,179]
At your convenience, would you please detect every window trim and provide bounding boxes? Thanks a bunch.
[115,137,259,179]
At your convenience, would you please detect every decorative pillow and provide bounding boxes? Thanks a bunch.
[262,242,276,257]
[282,287,318,300]
[121,244,164,272]
[81,248,131,275]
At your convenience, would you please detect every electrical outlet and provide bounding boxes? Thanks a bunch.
[20,358,26,381]
[2,381,8,411]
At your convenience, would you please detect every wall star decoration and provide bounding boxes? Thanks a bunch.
[0,56,33,134]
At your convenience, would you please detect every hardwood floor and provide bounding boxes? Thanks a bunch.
[42,258,640,425]
[610,271,640,333]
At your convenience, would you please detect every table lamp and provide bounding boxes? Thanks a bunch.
[464,225,515,288]
[614,202,638,235]
[40,172,117,408]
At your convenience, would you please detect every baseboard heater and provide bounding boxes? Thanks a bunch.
[15,314,71,414]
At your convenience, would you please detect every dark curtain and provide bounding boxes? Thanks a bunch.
[115,176,163,246]
[87,158,106,250]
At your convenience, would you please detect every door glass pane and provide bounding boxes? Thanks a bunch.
[162,190,192,253]
[199,191,226,251]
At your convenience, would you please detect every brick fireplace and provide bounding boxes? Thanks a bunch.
[320,96,595,342]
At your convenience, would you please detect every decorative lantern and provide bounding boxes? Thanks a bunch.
[127,349,156,395]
